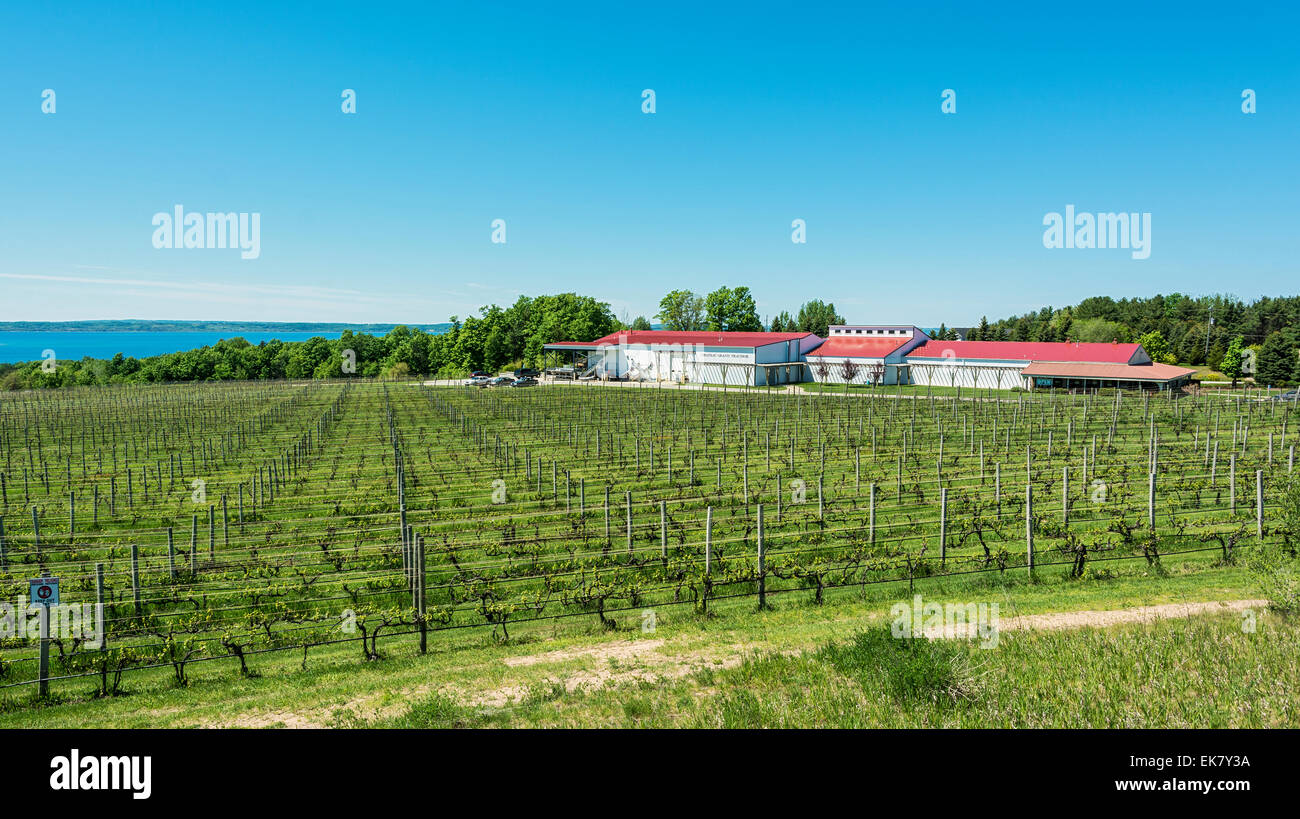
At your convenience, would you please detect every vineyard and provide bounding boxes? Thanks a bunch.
[0,378,1296,707]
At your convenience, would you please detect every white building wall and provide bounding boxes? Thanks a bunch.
[592,344,758,385]
[688,360,755,385]
[906,360,1027,390]
[805,357,889,385]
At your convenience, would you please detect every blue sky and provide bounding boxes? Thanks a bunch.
[1,1,1296,327]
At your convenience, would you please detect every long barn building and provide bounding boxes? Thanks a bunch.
[544,330,823,387]
[545,325,1195,391]
[902,339,1195,391]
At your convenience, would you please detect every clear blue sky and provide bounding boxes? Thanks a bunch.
[2,1,1296,327]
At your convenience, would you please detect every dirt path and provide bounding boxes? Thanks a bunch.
[210,598,1266,726]
[924,599,1266,639]
[467,640,751,708]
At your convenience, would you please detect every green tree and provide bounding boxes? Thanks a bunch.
[704,286,762,332]
[656,290,705,331]
[630,316,652,331]
[1221,335,1246,387]
[1256,331,1297,387]
[1177,325,1207,366]
[1072,317,1131,343]
[794,300,845,338]
[1138,330,1175,364]
[484,327,510,372]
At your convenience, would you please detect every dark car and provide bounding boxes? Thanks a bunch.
[486,376,513,387]
[510,376,538,387]
[469,370,488,378]
[513,367,541,378]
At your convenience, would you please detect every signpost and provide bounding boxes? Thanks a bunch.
[30,577,58,698]
[31,576,60,606]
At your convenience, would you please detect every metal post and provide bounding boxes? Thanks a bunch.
[95,562,106,650]
[1148,470,1156,530]
[131,543,142,619]
[869,482,876,545]
[1230,454,1236,514]
[38,606,50,698]
[418,534,427,655]
[1026,484,1034,577]
[757,503,766,609]
[939,488,947,567]
[660,500,667,558]
[1257,470,1264,540]
[705,506,712,575]
[1062,466,1069,526]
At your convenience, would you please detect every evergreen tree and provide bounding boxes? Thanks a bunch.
[1257,331,1298,387]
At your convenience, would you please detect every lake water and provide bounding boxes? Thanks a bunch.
[0,331,344,364]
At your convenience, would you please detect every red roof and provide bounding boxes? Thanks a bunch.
[907,340,1142,364]
[807,336,912,359]
[583,330,815,348]
[1021,361,1195,381]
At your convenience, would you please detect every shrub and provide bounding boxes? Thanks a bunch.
[820,627,980,707]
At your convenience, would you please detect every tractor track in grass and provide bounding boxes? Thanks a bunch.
[922,598,1266,639]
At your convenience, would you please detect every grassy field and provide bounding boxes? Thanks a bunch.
[0,549,1278,728]
[0,378,1296,726]
[371,610,1299,729]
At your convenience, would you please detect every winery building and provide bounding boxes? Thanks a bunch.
[544,328,1197,391]
[803,325,928,385]
[902,340,1195,391]
[544,330,823,387]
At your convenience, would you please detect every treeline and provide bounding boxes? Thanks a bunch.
[968,294,1300,385]
[0,293,617,390]
[649,287,846,338]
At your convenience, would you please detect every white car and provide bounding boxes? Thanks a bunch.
[464,376,489,387]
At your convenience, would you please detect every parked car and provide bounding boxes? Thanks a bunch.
[487,376,513,387]
[510,376,538,387]
[464,376,489,387]
[513,367,541,378]
[469,371,488,378]
[1272,391,1299,402]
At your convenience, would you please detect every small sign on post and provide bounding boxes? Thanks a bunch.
[30,577,58,699]
[30,576,60,607]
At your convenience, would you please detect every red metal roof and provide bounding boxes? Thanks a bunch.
[907,340,1141,364]
[583,330,815,348]
[806,336,912,359]
[1021,361,1195,381]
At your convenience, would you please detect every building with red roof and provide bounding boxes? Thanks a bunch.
[804,325,929,385]
[907,339,1147,365]
[543,329,822,386]
[1020,361,1196,391]
[904,338,1190,391]
[544,325,1194,391]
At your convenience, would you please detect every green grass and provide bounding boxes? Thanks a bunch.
[367,608,1300,729]
[2,377,1295,727]
[0,548,1269,728]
